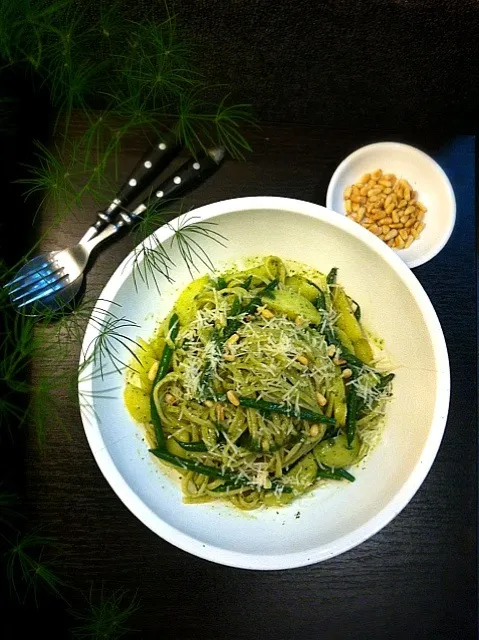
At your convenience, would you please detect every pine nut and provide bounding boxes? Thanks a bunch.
[384,229,398,241]
[261,308,274,319]
[333,357,347,366]
[227,390,240,406]
[204,400,214,408]
[216,404,225,421]
[224,354,236,361]
[342,368,353,378]
[343,169,426,250]
[309,424,320,438]
[226,332,240,345]
[395,235,405,248]
[296,355,309,365]
[165,393,177,405]
[327,344,336,357]
[148,361,159,381]
[316,392,327,407]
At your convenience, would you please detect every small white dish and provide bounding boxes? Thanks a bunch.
[78,197,450,570]
[326,142,456,269]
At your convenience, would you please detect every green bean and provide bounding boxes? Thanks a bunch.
[149,448,246,483]
[238,397,336,425]
[261,278,279,298]
[315,291,326,311]
[242,296,261,315]
[223,297,243,340]
[357,372,395,416]
[242,280,279,314]
[316,467,355,482]
[326,267,338,285]
[335,467,356,482]
[150,314,179,448]
[242,274,253,290]
[351,298,361,321]
[377,373,395,389]
[174,439,208,452]
[324,328,367,369]
[346,388,358,448]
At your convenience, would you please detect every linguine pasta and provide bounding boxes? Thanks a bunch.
[124,256,393,509]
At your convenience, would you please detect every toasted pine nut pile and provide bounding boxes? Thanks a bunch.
[343,169,426,249]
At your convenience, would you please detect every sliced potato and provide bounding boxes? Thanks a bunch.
[262,288,322,324]
[174,275,210,325]
[285,452,318,494]
[335,327,355,353]
[333,286,363,343]
[354,337,373,364]
[285,275,319,303]
[263,490,295,507]
[123,383,151,423]
[313,432,360,468]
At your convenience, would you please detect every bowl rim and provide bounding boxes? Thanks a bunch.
[79,196,450,570]
[325,141,456,269]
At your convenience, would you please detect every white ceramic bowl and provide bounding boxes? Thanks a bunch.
[79,196,450,570]
[326,142,456,269]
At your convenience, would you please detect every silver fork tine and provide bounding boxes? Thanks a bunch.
[8,266,63,297]
[4,261,51,289]
[16,274,70,309]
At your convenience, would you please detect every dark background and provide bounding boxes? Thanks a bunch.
[0,1,477,639]
[176,0,479,130]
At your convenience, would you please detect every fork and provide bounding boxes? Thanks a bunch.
[4,146,225,313]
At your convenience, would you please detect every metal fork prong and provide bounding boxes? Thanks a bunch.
[15,274,70,309]
[4,261,51,290]
[8,265,64,298]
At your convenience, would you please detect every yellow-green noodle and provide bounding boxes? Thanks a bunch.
[124,256,393,509]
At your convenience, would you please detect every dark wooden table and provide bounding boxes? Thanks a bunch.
[25,122,476,639]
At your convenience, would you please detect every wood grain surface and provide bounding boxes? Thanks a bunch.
[23,121,476,639]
